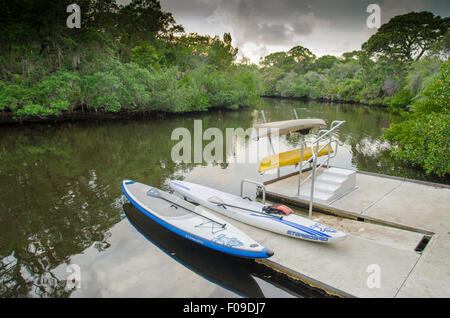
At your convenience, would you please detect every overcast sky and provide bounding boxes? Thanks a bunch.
[158,0,450,63]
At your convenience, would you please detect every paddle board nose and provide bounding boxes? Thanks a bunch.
[339,231,347,240]
[264,248,274,258]
[331,230,347,242]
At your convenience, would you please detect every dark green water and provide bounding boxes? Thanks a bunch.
[0,98,446,297]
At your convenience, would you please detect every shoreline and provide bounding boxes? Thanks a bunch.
[0,106,245,125]
[0,96,388,125]
[260,95,388,108]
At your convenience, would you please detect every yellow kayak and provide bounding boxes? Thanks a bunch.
[258,144,333,173]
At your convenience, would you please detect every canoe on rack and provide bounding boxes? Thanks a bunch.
[258,144,333,173]
[253,118,326,139]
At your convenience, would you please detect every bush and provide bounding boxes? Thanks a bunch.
[406,56,442,92]
[0,71,80,116]
[411,60,449,114]
[383,112,450,176]
[82,61,153,112]
[383,60,449,176]
[389,87,414,111]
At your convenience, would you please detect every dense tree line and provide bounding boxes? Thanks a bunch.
[257,11,449,177]
[259,12,449,108]
[0,4,448,176]
[0,0,260,117]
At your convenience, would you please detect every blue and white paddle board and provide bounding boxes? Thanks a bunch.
[169,180,347,243]
[122,180,273,258]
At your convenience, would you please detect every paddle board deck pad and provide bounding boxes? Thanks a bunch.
[258,144,333,173]
[169,180,347,243]
[122,180,273,258]
[253,118,326,139]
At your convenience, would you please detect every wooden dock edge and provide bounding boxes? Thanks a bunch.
[262,167,443,236]
[355,170,450,189]
[253,167,449,297]
[263,166,450,189]
[256,259,356,298]
[262,189,435,236]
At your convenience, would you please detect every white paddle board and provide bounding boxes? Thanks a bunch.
[169,180,347,243]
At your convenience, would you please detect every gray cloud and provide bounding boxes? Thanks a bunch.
[161,0,219,19]
[160,0,450,62]
[206,0,328,48]
[380,0,428,23]
[252,23,293,46]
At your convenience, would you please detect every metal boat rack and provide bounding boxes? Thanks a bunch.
[241,179,266,204]
[241,109,345,218]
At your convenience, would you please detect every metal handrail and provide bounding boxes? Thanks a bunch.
[296,139,338,190]
[240,179,266,204]
[313,121,345,145]
[295,120,345,218]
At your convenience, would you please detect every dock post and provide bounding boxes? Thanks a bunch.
[297,142,305,197]
[261,110,281,178]
[308,141,319,218]
[327,128,332,168]
[261,110,267,124]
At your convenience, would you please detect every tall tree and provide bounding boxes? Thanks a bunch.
[288,46,316,64]
[259,51,293,70]
[117,0,182,61]
[362,11,450,62]
[259,45,316,73]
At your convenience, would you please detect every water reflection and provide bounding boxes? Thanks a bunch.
[0,98,446,297]
[120,203,328,298]
[0,120,199,297]
[123,203,265,298]
[253,99,449,184]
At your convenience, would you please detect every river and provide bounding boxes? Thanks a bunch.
[0,98,446,297]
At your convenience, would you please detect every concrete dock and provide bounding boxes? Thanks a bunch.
[206,168,450,297]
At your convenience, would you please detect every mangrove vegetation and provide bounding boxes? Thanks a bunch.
[0,1,449,177]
